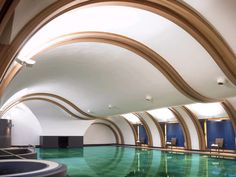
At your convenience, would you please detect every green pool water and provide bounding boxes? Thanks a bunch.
[37,146,236,177]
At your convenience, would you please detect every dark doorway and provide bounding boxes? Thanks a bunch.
[58,137,68,148]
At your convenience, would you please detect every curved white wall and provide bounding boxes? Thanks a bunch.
[109,116,135,145]
[174,107,199,150]
[138,112,162,147]
[2,103,42,146]
[84,124,116,144]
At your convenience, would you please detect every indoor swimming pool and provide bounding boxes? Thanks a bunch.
[37,146,236,177]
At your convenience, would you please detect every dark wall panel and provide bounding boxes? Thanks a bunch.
[68,136,83,148]
[0,119,12,148]
[139,125,148,144]
[167,123,184,147]
[40,136,83,148]
[207,120,235,150]
[40,136,58,148]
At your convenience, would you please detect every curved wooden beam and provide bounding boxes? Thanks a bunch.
[169,107,192,149]
[134,113,153,146]
[38,32,217,102]
[1,32,216,102]
[181,106,206,150]
[1,0,235,99]
[0,97,91,120]
[0,92,97,119]
[21,92,99,118]
[0,0,19,36]
[145,112,165,147]
[0,63,21,96]
[221,100,236,134]
[91,122,119,144]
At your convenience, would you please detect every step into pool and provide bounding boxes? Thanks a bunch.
[37,146,236,177]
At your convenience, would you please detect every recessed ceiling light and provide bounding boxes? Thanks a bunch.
[145,95,152,101]
[15,58,36,67]
[108,104,112,109]
[216,76,226,86]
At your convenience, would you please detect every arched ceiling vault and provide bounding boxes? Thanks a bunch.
[0,1,235,111]
[1,32,218,102]
[28,32,220,103]
[0,0,235,85]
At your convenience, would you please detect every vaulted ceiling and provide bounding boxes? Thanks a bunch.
[0,0,236,119]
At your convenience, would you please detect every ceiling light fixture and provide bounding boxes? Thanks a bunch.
[108,104,112,109]
[15,58,36,67]
[216,76,226,86]
[145,95,153,101]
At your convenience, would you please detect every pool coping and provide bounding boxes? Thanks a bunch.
[116,145,236,158]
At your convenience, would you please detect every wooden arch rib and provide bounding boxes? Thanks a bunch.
[0,97,91,120]
[91,122,119,144]
[145,112,165,147]
[0,32,216,103]
[0,0,235,94]
[221,100,236,134]
[33,32,215,103]
[169,108,192,149]
[181,106,206,150]
[133,113,153,146]
[21,92,98,119]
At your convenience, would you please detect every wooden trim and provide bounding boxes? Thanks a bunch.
[221,101,236,134]
[0,0,20,36]
[37,32,216,102]
[21,92,99,119]
[0,0,235,99]
[0,32,216,102]
[134,113,153,146]
[91,122,119,144]
[6,92,107,119]
[169,107,192,149]
[122,117,138,145]
[0,63,21,96]
[145,112,165,147]
[0,97,91,120]
[181,106,206,150]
